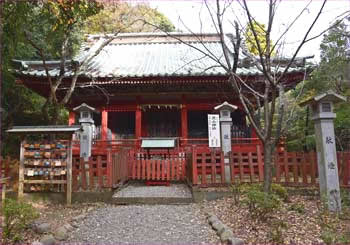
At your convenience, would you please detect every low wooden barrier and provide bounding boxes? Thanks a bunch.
[190,147,224,186]
[24,144,350,190]
[72,153,111,191]
[111,149,129,187]
[0,177,10,206]
[188,145,350,187]
[1,157,19,190]
[128,150,187,181]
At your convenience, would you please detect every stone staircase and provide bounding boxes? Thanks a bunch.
[112,183,193,204]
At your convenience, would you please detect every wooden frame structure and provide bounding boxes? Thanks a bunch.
[7,126,81,205]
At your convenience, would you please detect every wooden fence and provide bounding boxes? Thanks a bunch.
[111,149,129,187]
[72,153,111,191]
[4,145,350,191]
[128,150,187,181]
[190,147,225,186]
[188,146,350,187]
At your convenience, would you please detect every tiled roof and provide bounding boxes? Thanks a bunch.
[12,33,311,79]
[7,125,82,134]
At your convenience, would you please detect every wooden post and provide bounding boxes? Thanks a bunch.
[135,106,142,140]
[192,146,198,185]
[101,109,108,141]
[181,105,188,145]
[257,145,264,182]
[2,179,6,206]
[68,111,75,125]
[107,148,112,188]
[67,140,72,205]
[18,141,25,199]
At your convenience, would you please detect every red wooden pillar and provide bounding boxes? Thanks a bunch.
[101,109,108,141]
[181,104,188,145]
[135,106,142,140]
[68,111,75,125]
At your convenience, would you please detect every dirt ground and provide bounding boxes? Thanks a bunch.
[199,189,350,244]
[1,202,104,244]
[2,188,350,244]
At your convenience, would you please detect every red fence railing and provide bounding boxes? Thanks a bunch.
[72,153,111,191]
[111,149,129,187]
[128,150,187,181]
[190,147,225,186]
[188,146,350,187]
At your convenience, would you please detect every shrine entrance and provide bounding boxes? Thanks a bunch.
[143,108,180,137]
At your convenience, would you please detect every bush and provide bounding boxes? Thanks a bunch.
[321,228,350,245]
[340,188,350,208]
[230,183,243,205]
[288,203,305,214]
[268,219,287,243]
[271,184,288,201]
[2,198,39,244]
[244,185,281,220]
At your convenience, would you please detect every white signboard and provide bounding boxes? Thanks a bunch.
[208,114,221,148]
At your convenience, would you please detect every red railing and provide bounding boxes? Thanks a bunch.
[72,153,111,191]
[68,139,350,189]
[111,149,129,187]
[128,150,187,181]
[188,146,350,187]
[190,147,225,186]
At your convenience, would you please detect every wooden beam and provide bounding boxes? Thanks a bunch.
[181,104,188,140]
[135,106,142,139]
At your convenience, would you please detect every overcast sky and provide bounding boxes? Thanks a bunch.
[143,0,349,62]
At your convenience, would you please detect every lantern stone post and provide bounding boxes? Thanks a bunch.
[214,102,238,183]
[300,91,346,212]
[74,103,99,162]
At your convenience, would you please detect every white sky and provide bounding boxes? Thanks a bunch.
[140,0,350,62]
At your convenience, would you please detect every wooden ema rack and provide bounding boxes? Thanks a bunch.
[18,140,72,205]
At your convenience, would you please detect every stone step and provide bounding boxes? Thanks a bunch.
[112,196,193,205]
[112,183,193,205]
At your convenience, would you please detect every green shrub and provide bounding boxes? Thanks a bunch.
[321,228,337,245]
[230,183,243,205]
[288,203,305,214]
[340,188,350,208]
[321,228,350,245]
[271,183,288,201]
[244,185,281,220]
[2,198,39,244]
[268,220,287,243]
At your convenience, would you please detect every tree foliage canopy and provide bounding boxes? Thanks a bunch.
[287,20,350,151]
[245,20,274,56]
[2,0,175,156]
[83,2,175,33]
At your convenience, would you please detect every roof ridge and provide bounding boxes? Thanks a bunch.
[87,32,222,39]
[106,40,222,46]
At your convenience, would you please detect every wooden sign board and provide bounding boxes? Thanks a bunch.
[208,114,221,148]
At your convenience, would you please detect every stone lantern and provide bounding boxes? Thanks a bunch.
[214,101,238,155]
[300,90,346,212]
[214,102,238,183]
[73,103,99,161]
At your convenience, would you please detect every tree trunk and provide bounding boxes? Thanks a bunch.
[42,99,50,123]
[51,102,60,125]
[303,106,309,152]
[263,140,274,192]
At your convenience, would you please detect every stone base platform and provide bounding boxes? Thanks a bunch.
[112,183,193,204]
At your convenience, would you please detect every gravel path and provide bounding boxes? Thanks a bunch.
[67,204,219,244]
[113,184,192,198]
